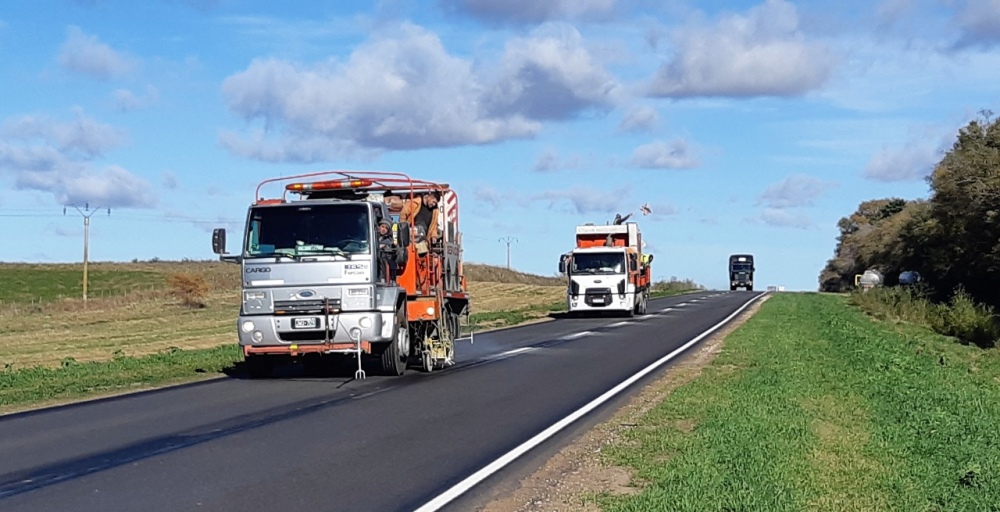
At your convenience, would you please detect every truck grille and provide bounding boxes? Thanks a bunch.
[273,299,342,315]
[584,287,612,307]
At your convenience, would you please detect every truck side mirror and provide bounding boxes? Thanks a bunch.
[648,255,654,263]
[558,255,567,274]
[212,228,227,255]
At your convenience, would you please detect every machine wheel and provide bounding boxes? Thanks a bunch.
[421,350,434,373]
[379,309,408,376]
[730,285,737,291]
[245,354,273,379]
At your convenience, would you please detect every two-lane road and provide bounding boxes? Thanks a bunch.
[0,291,764,512]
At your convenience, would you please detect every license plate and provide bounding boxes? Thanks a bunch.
[592,297,605,303]
[293,317,318,329]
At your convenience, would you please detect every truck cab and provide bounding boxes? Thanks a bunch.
[728,254,755,291]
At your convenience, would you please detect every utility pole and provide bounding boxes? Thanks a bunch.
[64,203,111,303]
[498,236,518,270]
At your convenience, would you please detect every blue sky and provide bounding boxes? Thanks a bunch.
[1,0,999,291]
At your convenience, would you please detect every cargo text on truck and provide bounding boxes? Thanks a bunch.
[211,171,470,379]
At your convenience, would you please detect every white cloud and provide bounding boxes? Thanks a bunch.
[0,112,154,208]
[757,174,837,208]
[618,105,658,133]
[162,171,179,190]
[647,0,836,98]
[953,0,1000,48]
[0,111,126,158]
[220,22,618,161]
[16,165,156,208]
[113,86,159,112]
[758,208,813,229]
[630,139,699,169]
[532,148,587,172]
[440,0,617,24]
[863,143,940,182]
[537,185,630,214]
[58,26,134,79]
[220,23,539,160]
[484,23,621,121]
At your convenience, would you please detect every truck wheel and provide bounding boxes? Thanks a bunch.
[245,354,273,379]
[379,309,408,376]
[730,285,737,291]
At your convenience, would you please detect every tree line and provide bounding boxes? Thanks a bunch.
[820,111,1000,309]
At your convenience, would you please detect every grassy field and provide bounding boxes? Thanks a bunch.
[0,260,699,412]
[596,292,1000,511]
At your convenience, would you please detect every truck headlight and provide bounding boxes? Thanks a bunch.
[241,321,254,333]
[359,316,372,329]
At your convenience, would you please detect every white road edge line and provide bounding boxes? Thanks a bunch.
[560,331,593,340]
[413,292,767,512]
[660,307,674,313]
[607,321,631,328]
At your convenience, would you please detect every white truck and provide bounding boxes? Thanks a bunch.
[558,222,653,317]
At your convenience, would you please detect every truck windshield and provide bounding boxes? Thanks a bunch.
[245,204,371,258]
[572,252,626,274]
[731,263,752,272]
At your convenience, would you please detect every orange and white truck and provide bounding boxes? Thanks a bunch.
[211,171,469,378]
[558,222,653,317]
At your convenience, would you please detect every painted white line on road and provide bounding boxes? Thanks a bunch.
[496,347,534,358]
[413,292,766,512]
[607,321,631,328]
[660,307,674,313]
[559,331,593,341]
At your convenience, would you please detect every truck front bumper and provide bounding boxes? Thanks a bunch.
[567,292,634,312]
[237,310,394,354]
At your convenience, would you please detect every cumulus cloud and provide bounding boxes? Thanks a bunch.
[757,174,836,208]
[533,149,587,172]
[0,112,155,208]
[618,105,658,133]
[863,143,940,182]
[647,0,836,98]
[162,170,179,190]
[537,185,630,214]
[630,139,699,169]
[758,207,813,229]
[1,111,126,159]
[440,0,617,24]
[483,22,620,120]
[58,26,134,79]
[220,22,617,162]
[113,86,160,112]
[953,0,1000,48]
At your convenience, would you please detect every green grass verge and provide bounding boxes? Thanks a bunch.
[0,345,242,411]
[0,266,163,304]
[597,292,1000,511]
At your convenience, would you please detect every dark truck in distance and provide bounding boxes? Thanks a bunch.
[729,254,754,291]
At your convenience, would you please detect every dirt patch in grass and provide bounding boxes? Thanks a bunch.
[475,295,770,512]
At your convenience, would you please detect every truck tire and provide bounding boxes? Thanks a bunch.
[245,354,273,379]
[379,309,408,376]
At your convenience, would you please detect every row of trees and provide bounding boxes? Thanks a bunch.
[820,111,1000,308]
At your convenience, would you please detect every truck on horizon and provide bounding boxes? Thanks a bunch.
[729,254,755,291]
